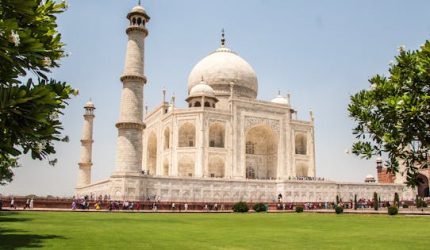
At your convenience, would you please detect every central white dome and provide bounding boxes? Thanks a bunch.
[187,47,258,99]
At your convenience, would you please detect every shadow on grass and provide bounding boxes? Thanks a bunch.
[0,214,33,223]
[0,228,66,249]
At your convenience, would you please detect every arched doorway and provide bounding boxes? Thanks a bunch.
[245,125,278,179]
[208,156,225,178]
[417,174,429,197]
[296,163,308,177]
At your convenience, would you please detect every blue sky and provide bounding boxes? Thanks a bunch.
[2,0,430,196]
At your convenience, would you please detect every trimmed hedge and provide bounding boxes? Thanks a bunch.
[335,206,343,214]
[402,204,409,209]
[233,202,249,213]
[416,199,428,208]
[388,206,398,215]
[253,203,267,212]
[295,206,304,213]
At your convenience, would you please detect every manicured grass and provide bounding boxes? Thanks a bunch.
[0,211,429,249]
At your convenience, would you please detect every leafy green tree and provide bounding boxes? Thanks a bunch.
[0,0,77,184]
[394,192,400,208]
[354,194,357,210]
[373,192,379,211]
[348,41,430,186]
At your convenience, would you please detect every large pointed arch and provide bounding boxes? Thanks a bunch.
[245,125,278,179]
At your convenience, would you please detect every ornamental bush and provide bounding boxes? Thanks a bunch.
[388,206,398,215]
[417,199,428,208]
[253,203,267,212]
[335,206,343,214]
[295,206,304,213]
[232,201,249,213]
[402,204,409,209]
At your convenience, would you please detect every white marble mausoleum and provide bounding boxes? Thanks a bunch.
[75,3,411,202]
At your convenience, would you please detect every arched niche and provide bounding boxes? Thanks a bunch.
[208,156,225,178]
[163,158,169,176]
[295,133,307,155]
[178,155,195,177]
[163,127,170,150]
[178,122,196,147]
[147,132,157,175]
[209,123,225,148]
[296,163,308,177]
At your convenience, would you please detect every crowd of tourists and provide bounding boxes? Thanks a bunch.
[0,196,34,210]
[289,176,326,181]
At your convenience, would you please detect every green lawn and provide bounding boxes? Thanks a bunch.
[0,211,429,249]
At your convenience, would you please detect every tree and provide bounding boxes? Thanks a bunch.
[394,192,400,208]
[0,0,77,184]
[373,192,379,211]
[348,41,430,187]
[354,194,357,210]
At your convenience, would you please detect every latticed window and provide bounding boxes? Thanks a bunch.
[246,141,254,154]
[246,167,255,179]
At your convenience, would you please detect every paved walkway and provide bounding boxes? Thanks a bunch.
[2,207,430,215]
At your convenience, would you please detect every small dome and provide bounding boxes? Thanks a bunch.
[84,101,95,109]
[271,95,289,105]
[127,5,150,20]
[131,5,147,15]
[365,174,375,183]
[189,81,216,98]
[188,47,258,99]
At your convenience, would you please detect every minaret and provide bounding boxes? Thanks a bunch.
[77,101,95,187]
[114,3,150,175]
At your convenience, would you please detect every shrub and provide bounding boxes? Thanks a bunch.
[373,192,379,211]
[295,206,304,213]
[253,203,267,212]
[417,199,428,208]
[335,206,343,214]
[388,206,398,215]
[354,194,357,210]
[394,193,400,208]
[402,204,409,209]
[232,201,249,213]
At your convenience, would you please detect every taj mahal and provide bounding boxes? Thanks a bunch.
[75,3,418,203]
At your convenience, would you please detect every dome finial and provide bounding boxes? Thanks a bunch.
[221,29,225,47]
[138,0,141,5]
[278,90,281,95]
[201,76,204,82]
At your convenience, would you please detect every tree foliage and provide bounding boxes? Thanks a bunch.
[0,0,77,184]
[348,41,430,187]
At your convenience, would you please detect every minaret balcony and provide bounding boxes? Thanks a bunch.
[120,74,147,84]
[78,162,92,168]
[126,26,148,36]
[115,121,145,130]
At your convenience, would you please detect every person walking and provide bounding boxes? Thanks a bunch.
[10,197,16,209]
[24,199,30,209]
[29,198,34,209]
